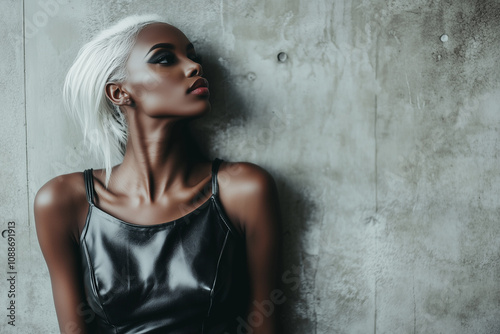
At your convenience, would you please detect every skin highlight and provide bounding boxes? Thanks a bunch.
[34,22,282,333]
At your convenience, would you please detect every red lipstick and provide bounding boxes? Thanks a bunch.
[187,78,209,96]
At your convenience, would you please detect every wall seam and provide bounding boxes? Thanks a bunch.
[373,31,380,334]
[22,0,31,241]
[373,96,378,334]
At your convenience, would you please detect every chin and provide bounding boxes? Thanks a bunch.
[189,104,211,119]
[191,100,211,116]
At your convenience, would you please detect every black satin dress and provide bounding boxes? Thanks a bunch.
[80,158,250,333]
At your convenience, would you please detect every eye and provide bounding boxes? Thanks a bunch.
[188,53,202,64]
[148,51,176,65]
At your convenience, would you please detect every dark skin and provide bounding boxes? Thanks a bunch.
[34,23,282,333]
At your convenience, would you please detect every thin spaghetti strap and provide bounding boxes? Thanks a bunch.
[211,158,223,197]
[83,168,95,205]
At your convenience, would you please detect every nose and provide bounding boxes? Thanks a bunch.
[186,59,203,77]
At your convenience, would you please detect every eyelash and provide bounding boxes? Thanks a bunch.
[148,52,202,65]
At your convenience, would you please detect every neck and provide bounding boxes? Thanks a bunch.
[112,116,205,203]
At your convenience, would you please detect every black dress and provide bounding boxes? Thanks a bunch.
[80,158,250,333]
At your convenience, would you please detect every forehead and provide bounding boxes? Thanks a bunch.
[131,23,191,56]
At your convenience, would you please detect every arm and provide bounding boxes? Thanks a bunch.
[34,176,94,333]
[221,163,283,334]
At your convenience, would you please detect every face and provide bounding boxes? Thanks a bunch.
[120,23,210,118]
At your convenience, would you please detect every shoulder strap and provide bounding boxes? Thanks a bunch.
[211,158,223,196]
[83,168,95,205]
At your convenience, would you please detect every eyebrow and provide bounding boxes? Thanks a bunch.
[145,43,195,57]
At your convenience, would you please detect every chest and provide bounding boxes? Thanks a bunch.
[79,199,237,328]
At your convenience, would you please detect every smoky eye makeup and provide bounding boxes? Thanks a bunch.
[147,50,177,65]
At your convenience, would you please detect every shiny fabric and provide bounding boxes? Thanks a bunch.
[81,159,250,333]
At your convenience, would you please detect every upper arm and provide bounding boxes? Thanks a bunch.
[34,175,94,333]
[219,162,283,333]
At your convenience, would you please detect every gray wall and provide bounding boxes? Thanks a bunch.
[1,0,499,333]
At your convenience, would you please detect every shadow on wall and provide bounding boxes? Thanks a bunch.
[276,178,319,333]
[190,44,249,138]
[190,48,319,332]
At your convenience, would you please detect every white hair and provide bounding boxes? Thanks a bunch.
[63,14,165,188]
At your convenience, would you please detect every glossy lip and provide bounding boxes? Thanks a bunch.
[187,78,209,94]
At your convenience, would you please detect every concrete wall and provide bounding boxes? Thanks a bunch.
[1,0,499,332]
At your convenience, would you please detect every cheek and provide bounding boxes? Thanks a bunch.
[146,83,186,112]
[129,75,178,107]
[126,72,209,117]
[129,72,176,101]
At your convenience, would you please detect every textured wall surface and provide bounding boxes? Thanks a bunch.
[1,0,499,333]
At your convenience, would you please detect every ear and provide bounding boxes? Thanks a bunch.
[105,83,132,106]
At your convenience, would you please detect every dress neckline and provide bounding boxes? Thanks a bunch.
[88,194,214,229]
[80,158,244,239]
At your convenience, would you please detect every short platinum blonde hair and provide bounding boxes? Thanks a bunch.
[63,14,165,188]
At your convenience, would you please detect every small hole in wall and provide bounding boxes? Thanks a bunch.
[277,52,288,62]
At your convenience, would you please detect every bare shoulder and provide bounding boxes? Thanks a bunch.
[34,172,85,214]
[34,172,88,242]
[217,161,280,235]
[218,161,277,198]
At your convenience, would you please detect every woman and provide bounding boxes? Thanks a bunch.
[34,15,282,333]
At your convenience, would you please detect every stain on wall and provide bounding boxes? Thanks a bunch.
[0,0,499,333]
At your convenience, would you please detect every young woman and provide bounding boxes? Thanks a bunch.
[34,15,282,333]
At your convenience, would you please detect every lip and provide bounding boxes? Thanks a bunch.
[187,78,209,94]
